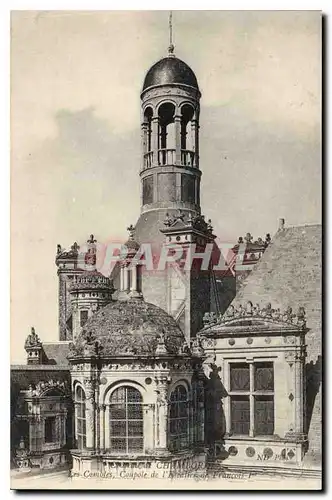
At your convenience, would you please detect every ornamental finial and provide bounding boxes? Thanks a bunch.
[87,234,97,244]
[127,224,135,239]
[168,11,175,57]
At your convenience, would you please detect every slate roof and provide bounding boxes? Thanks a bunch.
[72,299,187,357]
[231,224,322,359]
[42,342,71,366]
[230,223,322,456]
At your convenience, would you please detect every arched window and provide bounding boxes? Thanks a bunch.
[109,386,143,453]
[169,385,189,451]
[76,386,86,449]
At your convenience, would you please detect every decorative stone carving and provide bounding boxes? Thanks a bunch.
[162,211,214,235]
[201,303,307,329]
[31,379,69,397]
[155,330,168,355]
[83,378,96,401]
[191,337,204,357]
[201,337,216,349]
[24,327,41,348]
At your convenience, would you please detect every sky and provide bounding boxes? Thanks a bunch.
[11,10,321,363]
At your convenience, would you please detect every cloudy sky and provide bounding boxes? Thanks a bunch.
[11,10,321,362]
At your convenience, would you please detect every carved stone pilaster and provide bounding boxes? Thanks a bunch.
[83,378,96,448]
[154,377,169,450]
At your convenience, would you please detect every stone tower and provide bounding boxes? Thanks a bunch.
[69,235,114,340]
[139,44,201,221]
[131,43,214,336]
[55,241,83,341]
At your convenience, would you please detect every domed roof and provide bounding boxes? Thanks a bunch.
[142,56,199,92]
[71,299,189,358]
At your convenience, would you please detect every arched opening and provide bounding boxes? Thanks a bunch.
[158,102,176,165]
[143,107,153,153]
[169,384,189,451]
[181,104,195,166]
[75,386,86,449]
[109,386,143,453]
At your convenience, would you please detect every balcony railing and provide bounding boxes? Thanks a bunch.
[158,148,176,166]
[143,151,153,170]
[181,149,196,167]
[143,149,198,170]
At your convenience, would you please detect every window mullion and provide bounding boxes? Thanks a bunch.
[249,362,255,437]
[125,389,129,454]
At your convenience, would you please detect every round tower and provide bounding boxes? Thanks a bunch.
[69,235,115,339]
[140,45,201,217]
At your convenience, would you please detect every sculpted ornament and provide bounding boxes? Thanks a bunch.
[83,379,96,400]
[202,303,307,329]
[24,327,41,349]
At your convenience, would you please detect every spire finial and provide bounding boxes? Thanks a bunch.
[168,11,175,56]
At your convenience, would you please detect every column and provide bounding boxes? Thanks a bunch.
[174,115,182,165]
[294,350,305,435]
[191,119,199,167]
[63,414,67,447]
[123,266,129,292]
[29,418,36,452]
[151,117,159,165]
[141,122,148,171]
[130,265,137,292]
[189,393,194,446]
[99,405,106,452]
[84,380,95,449]
[120,266,124,291]
[197,379,205,444]
[249,361,255,437]
[155,380,168,451]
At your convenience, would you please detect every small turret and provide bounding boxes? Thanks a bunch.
[24,327,43,365]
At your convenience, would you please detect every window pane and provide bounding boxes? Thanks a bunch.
[230,363,250,391]
[169,385,189,451]
[254,396,274,435]
[178,402,187,418]
[110,420,126,436]
[110,404,126,420]
[127,404,143,419]
[231,396,250,435]
[178,418,188,434]
[254,363,274,391]
[111,438,126,452]
[128,421,143,437]
[111,387,126,404]
[109,386,143,453]
[128,438,143,452]
[127,387,142,403]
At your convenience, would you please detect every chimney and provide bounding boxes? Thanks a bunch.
[278,218,285,231]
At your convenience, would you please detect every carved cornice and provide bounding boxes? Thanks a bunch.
[202,302,306,332]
